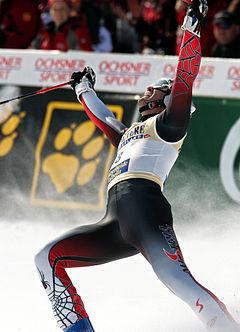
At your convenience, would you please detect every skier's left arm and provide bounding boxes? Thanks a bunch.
[71,67,126,148]
[164,0,208,130]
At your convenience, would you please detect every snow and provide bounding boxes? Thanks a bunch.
[1,208,240,332]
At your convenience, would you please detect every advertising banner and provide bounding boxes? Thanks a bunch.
[0,49,240,98]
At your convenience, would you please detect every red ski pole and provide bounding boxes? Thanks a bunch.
[0,80,73,105]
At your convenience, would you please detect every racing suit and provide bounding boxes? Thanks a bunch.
[35,27,239,332]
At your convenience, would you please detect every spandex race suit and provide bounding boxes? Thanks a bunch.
[35,8,240,332]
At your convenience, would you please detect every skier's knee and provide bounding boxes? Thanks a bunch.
[34,242,52,269]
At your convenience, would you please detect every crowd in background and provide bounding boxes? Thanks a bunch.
[0,0,239,58]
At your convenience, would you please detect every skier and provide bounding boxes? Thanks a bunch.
[35,0,240,331]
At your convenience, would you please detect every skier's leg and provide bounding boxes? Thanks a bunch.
[149,224,239,331]
[35,196,138,331]
[116,179,239,331]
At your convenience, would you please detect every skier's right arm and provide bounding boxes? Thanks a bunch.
[71,67,126,148]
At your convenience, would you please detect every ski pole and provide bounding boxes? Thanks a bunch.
[0,80,74,105]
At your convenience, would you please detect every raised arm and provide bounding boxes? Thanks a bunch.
[71,68,127,148]
[165,0,208,129]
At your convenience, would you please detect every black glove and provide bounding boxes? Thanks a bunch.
[184,0,208,20]
[70,66,96,101]
[70,66,96,90]
[182,0,208,36]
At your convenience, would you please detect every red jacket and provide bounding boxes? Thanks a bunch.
[0,0,42,48]
[32,16,93,52]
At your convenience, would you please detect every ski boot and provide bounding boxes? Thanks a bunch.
[63,318,95,332]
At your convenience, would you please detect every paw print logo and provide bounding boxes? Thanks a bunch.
[0,111,26,157]
[31,101,123,210]
[42,120,105,193]
[0,86,25,157]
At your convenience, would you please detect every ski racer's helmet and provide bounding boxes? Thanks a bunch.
[139,77,196,115]
[151,78,173,94]
[139,78,174,114]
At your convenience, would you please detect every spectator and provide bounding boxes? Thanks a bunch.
[71,0,101,44]
[211,10,240,58]
[31,0,92,51]
[73,0,113,52]
[92,18,113,52]
[110,0,141,53]
[0,0,43,49]
[200,0,228,56]
[136,0,177,55]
